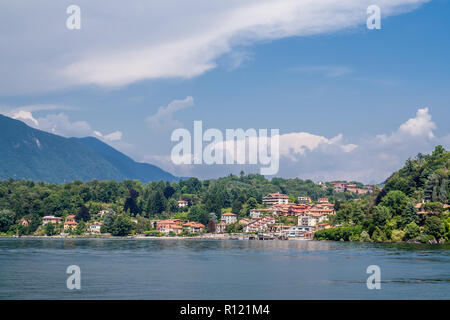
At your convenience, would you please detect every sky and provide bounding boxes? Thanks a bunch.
[0,0,449,184]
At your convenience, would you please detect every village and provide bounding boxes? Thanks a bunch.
[16,192,338,240]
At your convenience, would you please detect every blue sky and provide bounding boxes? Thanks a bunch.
[0,0,449,183]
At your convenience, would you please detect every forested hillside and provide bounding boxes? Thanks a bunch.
[316,146,449,243]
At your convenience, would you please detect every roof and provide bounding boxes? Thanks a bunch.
[183,222,205,228]
[222,213,237,216]
[43,216,61,220]
[264,193,289,198]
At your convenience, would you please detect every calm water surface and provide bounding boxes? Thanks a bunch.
[0,238,449,299]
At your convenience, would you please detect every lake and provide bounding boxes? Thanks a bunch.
[0,238,449,299]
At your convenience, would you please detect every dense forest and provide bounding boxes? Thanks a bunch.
[315,146,449,243]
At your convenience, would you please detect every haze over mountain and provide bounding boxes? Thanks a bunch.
[0,114,178,183]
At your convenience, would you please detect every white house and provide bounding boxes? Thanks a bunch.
[221,213,237,224]
[42,216,62,225]
[262,193,289,205]
[177,200,188,208]
[89,222,103,233]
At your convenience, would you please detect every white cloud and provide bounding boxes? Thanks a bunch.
[11,110,39,126]
[94,130,123,142]
[375,107,436,144]
[148,107,447,183]
[2,107,124,143]
[146,96,194,131]
[398,107,436,138]
[0,0,429,94]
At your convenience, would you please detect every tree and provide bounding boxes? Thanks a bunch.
[124,188,141,216]
[73,221,86,235]
[110,215,133,236]
[372,205,391,226]
[167,198,179,213]
[371,227,387,242]
[423,216,445,241]
[187,205,209,225]
[380,190,408,217]
[404,222,420,240]
[75,205,91,222]
[147,190,167,216]
[44,223,56,236]
[209,213,218,223]
[163,185,176,199]
[231,200,243,215]
[27,213,41,234]
[246,197,258,210]
[207,220,216,233]
[401,202,418,227]
[439,179,448,203]
[0,209,15,232]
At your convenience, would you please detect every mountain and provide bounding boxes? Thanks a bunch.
[71,137,178,182]
[0,114,178,183]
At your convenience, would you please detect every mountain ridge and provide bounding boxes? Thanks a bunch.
[0,114,178,183]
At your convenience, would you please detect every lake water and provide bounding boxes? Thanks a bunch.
[0,238,449,299]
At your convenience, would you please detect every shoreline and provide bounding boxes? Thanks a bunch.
[0,234,313,241]
[0,235,442,244]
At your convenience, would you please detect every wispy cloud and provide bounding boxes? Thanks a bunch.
[0,0,429,94]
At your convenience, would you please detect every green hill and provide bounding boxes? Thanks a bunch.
[383,145,449,202]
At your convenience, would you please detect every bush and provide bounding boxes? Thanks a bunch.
[359,231,371,242]
[314,226,362,241]
[391,229,405,242]
[419,234,435,244]
[371,226,387,242]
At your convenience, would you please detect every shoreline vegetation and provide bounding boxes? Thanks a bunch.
[0,146,449,244]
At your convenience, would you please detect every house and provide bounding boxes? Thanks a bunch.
[238,218,251,226]
[19,217,31,226]
[183,222,205,233]
[331,182,347,192]
[89,222,103,233]
[156,219,184,234]
[97,210,111,218]
[250,208,276,217]
[177,200,188,208]
[315,223,331,230]
[262,193,289,205]
[64,220,78,230]
[285,226,309,238]
[249,209,261,218]
[318,198,329,204]
[221,213,237,224]
[216,221,227,233]
[42,216,62,225]
[66,215,76,223]
[298,196,312,204]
